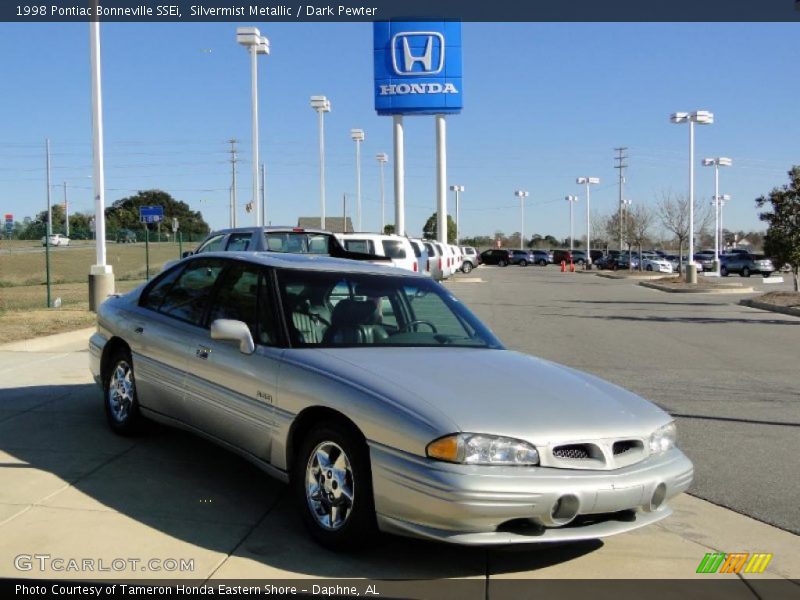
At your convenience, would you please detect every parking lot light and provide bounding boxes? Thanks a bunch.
[450,185,465,245]
[576,177,600,268]
[514,190,529,250]
[310,95,331,230]
[565,195,579,251]
[376,153,389,232]
[702,157,732,273]
[350,129,365,230]
[670,110,714,283]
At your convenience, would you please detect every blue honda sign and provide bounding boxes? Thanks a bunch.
[373,20,462,116]
[138,205,164,224]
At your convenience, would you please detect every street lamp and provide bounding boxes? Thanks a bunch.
[350,128,365,231]
[670,110,714,283]
[702,157,732,273]
[716,194,731,252]
[376,153,388,232]
[450,185,465,245]
[237,27,270,227]
[576,177,600,267]
[514,190,529,250]
[565,195,579,251]
[310,95,331,230]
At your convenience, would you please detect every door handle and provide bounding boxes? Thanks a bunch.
[134,326,144,334]
[196,345,211,360]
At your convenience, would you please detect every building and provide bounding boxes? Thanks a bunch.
[297,217,353,233]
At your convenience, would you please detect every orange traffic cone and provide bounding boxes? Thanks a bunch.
[570,261,575,272]
[560,260,566,272]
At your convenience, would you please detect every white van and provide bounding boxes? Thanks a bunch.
[338,233,419,274]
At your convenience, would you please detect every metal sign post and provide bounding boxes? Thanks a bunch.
[139,206,164,281]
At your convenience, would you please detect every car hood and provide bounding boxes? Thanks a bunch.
[305,348,669,444]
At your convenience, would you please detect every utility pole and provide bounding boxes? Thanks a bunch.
[45,138,52,308]
[228,139,238,228]
[342,193,347,232]
[614,147,628,251]
[63,182,69,237]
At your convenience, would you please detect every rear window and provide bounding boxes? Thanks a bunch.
[344,239,375,254]
[424,242,437,256]
[264,232,332,254]
[382,240,407,259]
[410,242,422,258]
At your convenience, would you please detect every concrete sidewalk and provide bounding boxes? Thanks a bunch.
[0,329,797,594]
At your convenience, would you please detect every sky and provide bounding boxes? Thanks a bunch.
[0,22,798,240]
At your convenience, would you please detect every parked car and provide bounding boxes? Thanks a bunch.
[423,241,445,281]
[571,250,588,266]
[552,249,573,265]
[439,243,456,278]
[41,233,70,246]
[480,248,514,267]
[614,254,641,270]
[510,249,535,266]
[720,253,775,278]
[115,229,137,244]
[693,252,716,272]
[450,244,464,273]
[641,255,674,273]
[339,233,419,273]
[409,239,431,278]
[90,251,692,549]
[530,250,552,266]
[460,246,480,273]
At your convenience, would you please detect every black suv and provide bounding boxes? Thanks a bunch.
[480,248,514,267]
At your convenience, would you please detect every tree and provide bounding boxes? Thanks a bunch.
[422,212,457,243]
[628,204,655,269]
[756,166,800,291]
[383,224,395,235]
[657,191,712,269]
[105,190,210,238]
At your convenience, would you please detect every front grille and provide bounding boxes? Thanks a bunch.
[553,444,591,459]
[613,440,639,455]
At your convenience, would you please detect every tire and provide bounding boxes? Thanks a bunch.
[102,347,144,435]
[519,260,528,267]
[461,261,473,274]
[763,272,770,278]
[293,423,377,550]
[498,259,508,267]
[646,265,653,271]
[538,259,547,266]
[742,267,751,278]
[720,266,729,277]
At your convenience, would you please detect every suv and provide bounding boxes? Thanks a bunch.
[510,249,534,266]
[720,253,775,278]
[552,249,573,265]
[339,233,419,273]
[459,246,480,273]
[530,250,552,266]
[116,229,137,243]
[480,248,513,267]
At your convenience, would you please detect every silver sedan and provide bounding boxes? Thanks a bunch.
[89,252,693,549]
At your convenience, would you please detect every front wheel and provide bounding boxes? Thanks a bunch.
[646,265,653,271]
[721,266,729,277]
[519,260,528,267]
[461,261,473,274]
[498,259,508,267]
[763,272,770,278]
[102,348,144,435]
[293,424,377,550]
[742,267,751,278]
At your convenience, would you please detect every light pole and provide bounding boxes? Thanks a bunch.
[702,157,732,273]
[716,194,731,252]
[310,95,331,229]
[350,129,365,231]
[514,190,529,250]
[376,153,388,232]
[237,27,270,226]
[565,195,579,251]
[621,199,632,249]
[671,110,714,283]
[576,177,600,267]
[450,185,465,245]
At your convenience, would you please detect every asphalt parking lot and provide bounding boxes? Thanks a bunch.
[0,268,798,592]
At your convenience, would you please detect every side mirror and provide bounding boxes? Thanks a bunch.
[181,250,194,258]
[210,319,255,355]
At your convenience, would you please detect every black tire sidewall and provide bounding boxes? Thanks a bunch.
[292,424,377,550]
[102,348,143,435]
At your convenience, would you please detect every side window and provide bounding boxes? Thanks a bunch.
[226,233,252,252]
[344,239,374,254]
[140,265,184,312]
[196,234,226,254]
[410,243,422,258]
[382,240,407,259]
[424,243,436,257]
[158,259,225,326]
[307,235,331,254]
[207,264,277,345]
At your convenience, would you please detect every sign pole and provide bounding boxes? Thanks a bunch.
[145,224,150,280]
[393,115,405,237]
[435,114,447,243]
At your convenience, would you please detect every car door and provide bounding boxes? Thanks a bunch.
[132,258,227,423]
[181,261,283,462]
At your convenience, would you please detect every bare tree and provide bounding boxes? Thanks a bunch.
[656,190,712,269]
[628,204,655,270]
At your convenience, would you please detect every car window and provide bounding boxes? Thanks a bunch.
[207,263,276,345]
[382,240,407,259]
[423,242,436,256]
[140,264,184,312]
[196,234,226,254]
[157,259,225,326]
[307,235,331,254]
[344,239,375,254]
[226,233,252,252]
[410,242,422,258]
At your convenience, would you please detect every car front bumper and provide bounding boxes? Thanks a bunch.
[369,443,693,545]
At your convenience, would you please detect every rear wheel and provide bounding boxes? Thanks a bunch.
[538,259,547,266]
[720,265,729,277]
[519,260,528,267]
[742,267,751,278]
[646,265,653,271]
[461,261,473,274]
[763,272,770,278]
[498,259,508,267]
[293,424,376,550]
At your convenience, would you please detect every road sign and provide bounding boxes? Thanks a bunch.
[171,218,179,233]
[4,213,12,236]
[139,205,164,224]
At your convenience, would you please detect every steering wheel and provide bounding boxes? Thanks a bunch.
[401,320,438,333]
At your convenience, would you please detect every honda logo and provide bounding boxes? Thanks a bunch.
[391,32,445,76]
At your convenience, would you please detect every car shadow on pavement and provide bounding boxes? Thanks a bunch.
[0,383,604,579]
[543,313,800,326]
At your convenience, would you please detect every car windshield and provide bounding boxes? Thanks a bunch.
[277,269,504,349]
[264,232,332,254]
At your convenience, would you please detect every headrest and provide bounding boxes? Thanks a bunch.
[331,299,380,326]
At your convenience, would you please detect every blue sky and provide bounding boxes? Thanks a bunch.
[1,22,797,239]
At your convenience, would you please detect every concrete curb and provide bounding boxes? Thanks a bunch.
[594,272,674,281]
[740,298,800,318]
[639,281,755,294]
[0,326,95,352]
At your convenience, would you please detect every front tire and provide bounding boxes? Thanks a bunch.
[102,348,144,435]
[646,265,653,271]
[498,259,508,267]
[519,260,528,267]
[293,423,377,550]
[742,267,751,278]
[721,266,729,277]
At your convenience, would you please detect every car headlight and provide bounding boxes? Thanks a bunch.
[649,422,677,455]
[426,433,540,466]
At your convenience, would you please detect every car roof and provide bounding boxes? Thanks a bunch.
[185,251,423,277]
[209,226,332,236]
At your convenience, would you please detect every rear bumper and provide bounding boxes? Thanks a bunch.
[370,443,693,545]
